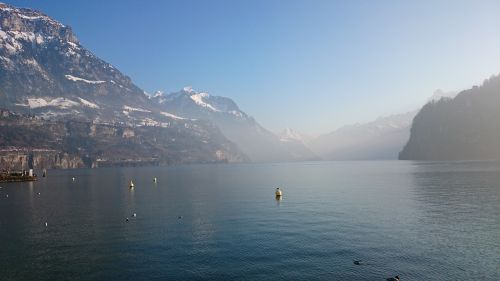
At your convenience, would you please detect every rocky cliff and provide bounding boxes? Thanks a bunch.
[0,110,247,169]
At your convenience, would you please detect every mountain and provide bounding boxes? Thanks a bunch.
[151,87,318,162]
[0,2,246,166]
[399,74,500,160]
[0,2,160,123]
[0,109,246,169]
[309,111,417,160]
[278,128,312,143]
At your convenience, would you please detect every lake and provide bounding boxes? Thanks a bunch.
[1,161,499,280]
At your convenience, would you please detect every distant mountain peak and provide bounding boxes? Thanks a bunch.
[152,87,247,117]
[429,89,458,102]
[0,2,77,43]
[278,128,310,143]
[182,86,195,93]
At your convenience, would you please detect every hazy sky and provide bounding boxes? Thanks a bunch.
[7,0,500,134]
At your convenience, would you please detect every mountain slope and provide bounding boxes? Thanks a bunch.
[0,2,171,124]
[151,87,318,162]
[310,111,416,160]
[0,109,246,168]
[399,74,500,160]
[0,2,246,165]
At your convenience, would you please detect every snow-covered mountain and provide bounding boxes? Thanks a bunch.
[278,128,312,143]
[309,111,417,160]
[151,87,319,162]
[0,2,246,165]
[0,2,176,125]
[150,86,248,121]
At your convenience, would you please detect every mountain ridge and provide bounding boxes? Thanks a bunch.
[0,2,248,166]
[399,74,500,160]
[309,111,417,160]
[151,87,319,162]
[0,2,316,165]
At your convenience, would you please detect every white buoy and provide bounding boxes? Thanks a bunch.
[132,213,137,217]
[72,177,75,181]
[129,180,135,188]
[275,187,283,197]
[45,222,48,227]
[153,177,157,183]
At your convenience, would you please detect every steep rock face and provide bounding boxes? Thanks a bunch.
[0,110,247,169]
[152,87,318,162]
[399,75,500,160]
[310,111,416,160]
[0,148,85,170]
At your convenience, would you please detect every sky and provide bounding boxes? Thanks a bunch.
[6,0,500,135]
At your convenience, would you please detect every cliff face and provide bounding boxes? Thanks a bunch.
[0,110,247,170]
[0,148,84,170]
[399,75,500,160]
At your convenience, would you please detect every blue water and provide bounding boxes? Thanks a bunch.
[1,161,499,280]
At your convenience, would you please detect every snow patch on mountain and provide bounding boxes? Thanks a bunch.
[278,128,311,143]
[160,111,186,120]
[24,97,79,109]
[123,105,151,113]
[77,97,99,109]
[0,2,65,28]
[189,92,220,112]
[229,110,243,118]
[65,74,105,84]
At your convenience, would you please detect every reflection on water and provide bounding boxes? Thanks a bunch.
[0,161,499,281]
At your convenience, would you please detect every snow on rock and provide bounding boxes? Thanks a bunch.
[160,111,185,120]
[183,86,195,93]
[229,110,243,118]
[190,92,219,112]
[123,105,151,113]
[17,14,43,20]
[77,97,99,109]
[26,97,79,109]
[0,3,65,28]
[65,74,105,84]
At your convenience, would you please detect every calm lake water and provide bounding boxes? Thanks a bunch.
[1,161,499,280]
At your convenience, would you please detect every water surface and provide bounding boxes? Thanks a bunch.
[1,161,499,280]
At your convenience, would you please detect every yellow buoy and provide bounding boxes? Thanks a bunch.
[275,187,283,197]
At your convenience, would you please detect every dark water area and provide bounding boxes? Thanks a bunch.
[0,161,499,280]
